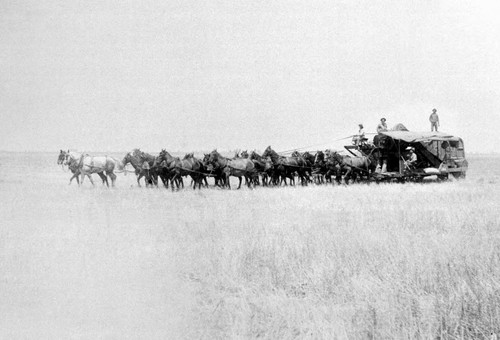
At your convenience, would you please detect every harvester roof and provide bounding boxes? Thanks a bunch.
[379,130,461,143]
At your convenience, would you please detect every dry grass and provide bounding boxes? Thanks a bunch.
[171,156,500,339]
[1,153,499,339]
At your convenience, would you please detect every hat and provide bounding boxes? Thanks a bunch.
[381,118,386,122]
[432,108,437,112]
[359,123,363,128]
[405,146,414,151]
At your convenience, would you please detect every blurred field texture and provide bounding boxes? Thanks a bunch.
[0,152,499,339]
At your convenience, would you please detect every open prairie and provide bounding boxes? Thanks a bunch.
[1,152,499,339]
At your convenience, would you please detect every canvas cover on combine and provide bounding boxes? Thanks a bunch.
[373,126,467,179]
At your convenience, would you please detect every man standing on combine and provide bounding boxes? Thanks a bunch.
[429,108,439,131]
[376,118,388,133]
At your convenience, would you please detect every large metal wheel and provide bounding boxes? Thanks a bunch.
[437,174,449,181]
[452,172,466,179]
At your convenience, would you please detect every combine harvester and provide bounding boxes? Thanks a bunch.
[346,124,468,182]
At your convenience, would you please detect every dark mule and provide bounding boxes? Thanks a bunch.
[262,146,309,186]
[324,149,344,185]
[178,153,206,190]
[122,149,157,187]
[134,149,159,186]
[291,151,312,185]
[157,149,183,189]
[249,151,273,186]
[202,153,226,188]
[311,150,327,184]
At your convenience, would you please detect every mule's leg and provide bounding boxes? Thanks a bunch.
[169,175,177,191]
[108,172,117,187]
[245,175,252,188]
[98,172,109,187]
[159,174,168,188]
[82,172,94,186]
[69,172,78,185]
[344,168,351,185]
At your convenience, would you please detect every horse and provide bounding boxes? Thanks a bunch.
[65,151,121,187]
[207,150,256,189]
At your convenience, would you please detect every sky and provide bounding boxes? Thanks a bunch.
[1,0,499,153]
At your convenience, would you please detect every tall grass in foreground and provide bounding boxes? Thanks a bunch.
[173,182,500,339]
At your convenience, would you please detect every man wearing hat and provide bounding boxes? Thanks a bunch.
[429,108,439,132]
[376,118,388,133]
[404,146,417,170]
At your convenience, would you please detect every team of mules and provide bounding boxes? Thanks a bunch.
[58,146,381,189]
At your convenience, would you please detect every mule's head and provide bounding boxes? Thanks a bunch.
[262,147,271,158]
[314,151,324,165]
[122,152,132,166]
[158,149,169,162]
[207,151,218,165]
[201,154,213,171]
[241,150,248,158]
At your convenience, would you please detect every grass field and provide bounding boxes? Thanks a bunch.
[0,152,499,339]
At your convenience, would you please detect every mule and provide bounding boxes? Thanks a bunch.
[122,149,159,187]
[178,153,205,190]
[156,149,183,190]
[58,150,81,185]
[202,153,226,188]
[330,149,378,184]
[262,146,309,186]
[249,151,273,186]
[65,151,121,187]
[207,150,255,189]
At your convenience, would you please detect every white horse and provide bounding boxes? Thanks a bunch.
[64,151,123,187]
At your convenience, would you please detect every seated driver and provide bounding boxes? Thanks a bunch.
[405,147,417,169]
